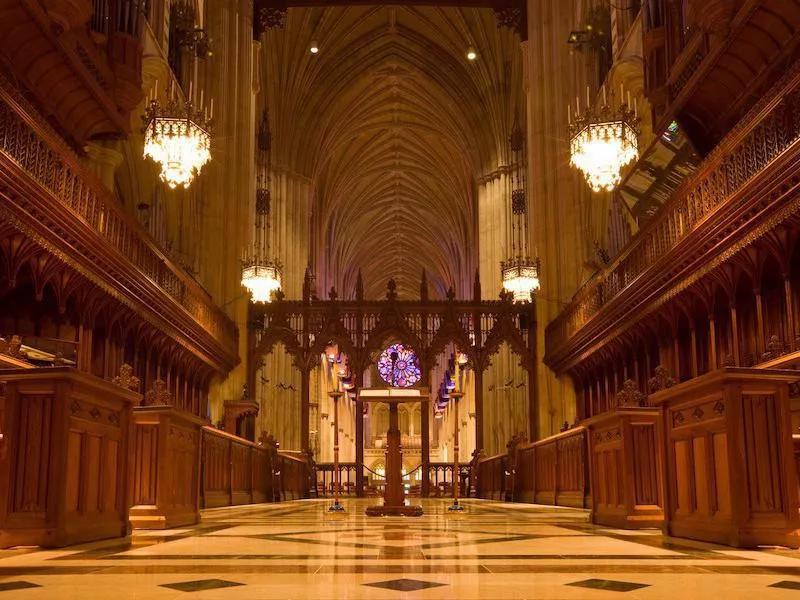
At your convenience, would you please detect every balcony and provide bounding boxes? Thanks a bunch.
[545,61,800,374]
[0,0,145,146]
[0,70,238,371]
[644,0,800,154]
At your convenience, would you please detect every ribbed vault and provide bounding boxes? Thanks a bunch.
[260,5,523,299]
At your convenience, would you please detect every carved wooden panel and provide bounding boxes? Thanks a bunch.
[132,424,159,506]
[10,394,53,514]
[0,368,135,548]
[656,369,800,547]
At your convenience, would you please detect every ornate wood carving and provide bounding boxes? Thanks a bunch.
[648,366,676,394]
[250,279,536,377]
[546,63,800,375]
[144,380,173,407]
[0,74,238,372]
[113,363,140,392]
[615,379,645,408]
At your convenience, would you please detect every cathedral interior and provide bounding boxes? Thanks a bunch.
[2,0,800,597]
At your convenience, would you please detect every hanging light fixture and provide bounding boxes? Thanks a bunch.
[242,107,283,303]
[569,85,640,192]
[501,120,540,303]
[143,80,212,189]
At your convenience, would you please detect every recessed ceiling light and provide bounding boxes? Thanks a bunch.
[467,47,477,61]
[310,41,319,54]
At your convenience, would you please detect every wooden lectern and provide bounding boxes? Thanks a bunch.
[359,388,426,517]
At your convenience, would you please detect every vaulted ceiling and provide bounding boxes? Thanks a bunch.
[260,5,524,299]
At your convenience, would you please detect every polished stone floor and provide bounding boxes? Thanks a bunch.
[2,499,800,598]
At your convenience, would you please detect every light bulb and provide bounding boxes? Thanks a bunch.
[467,47,477,61]
[310,41,319,54]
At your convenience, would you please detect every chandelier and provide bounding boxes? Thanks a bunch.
[569,86,639,192]
[242,108,282,303]
[143,82,212,189]
[501,256,541,302]
[501,120,540,303]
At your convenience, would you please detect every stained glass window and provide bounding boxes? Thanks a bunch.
[378,343,421,388]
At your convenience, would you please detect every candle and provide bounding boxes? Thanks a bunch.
[634,98,638,118]
[567,103,571,124]
[210,98,214,119]
[199,89,204,109]
[627,91,631,108]
[586,85,590,108]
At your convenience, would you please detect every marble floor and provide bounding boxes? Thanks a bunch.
[2,499,800,598]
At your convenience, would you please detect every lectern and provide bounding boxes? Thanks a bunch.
[359,387,426,516]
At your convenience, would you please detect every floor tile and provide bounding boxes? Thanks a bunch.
[363,578,448,592]
[769,580,800,590]
[566,578,651,592]
[160,578,245,592]
[0,581,41,592]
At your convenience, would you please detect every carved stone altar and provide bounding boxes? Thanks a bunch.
[359,388,426,517]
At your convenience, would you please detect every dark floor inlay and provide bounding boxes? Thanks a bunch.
[770,581,800,591]
[161,579,245,592]
[364,578,448,592]
[567,578,650,592]
[0,581,42,592]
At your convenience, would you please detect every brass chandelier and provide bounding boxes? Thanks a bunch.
[569,86,640,192]
[143,81,212,189]
[242,108,282,303]
[501,121,540,303]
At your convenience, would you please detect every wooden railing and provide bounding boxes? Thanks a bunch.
[428,463,472,498]
[513,428,590,508]
[477,428,590,508]
[200,427,310,508]
[546,63,800,371]
[315,463,359,497]
[476,453,508,501]
[0,74,238,369]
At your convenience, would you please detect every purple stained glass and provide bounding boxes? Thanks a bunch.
[378,343,421,388]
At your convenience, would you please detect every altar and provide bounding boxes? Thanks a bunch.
[358,387,427,516]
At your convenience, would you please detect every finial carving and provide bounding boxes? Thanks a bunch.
[615,379,645,408]
[144,379,173,407]
[648,366,676,394]
[113,363,140,392]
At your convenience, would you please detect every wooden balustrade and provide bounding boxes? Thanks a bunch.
[476,453,508,501]
[0,368,138,547]
[513,428,590,508]
[200,427,310,508]
[546,62,800,374]
[315,463,359,497]
[276,452,311,501]
[0,74,238,371]
[651,368,800,547]
[427,463,471,498]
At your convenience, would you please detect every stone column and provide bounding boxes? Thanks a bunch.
[84,142,124,192]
